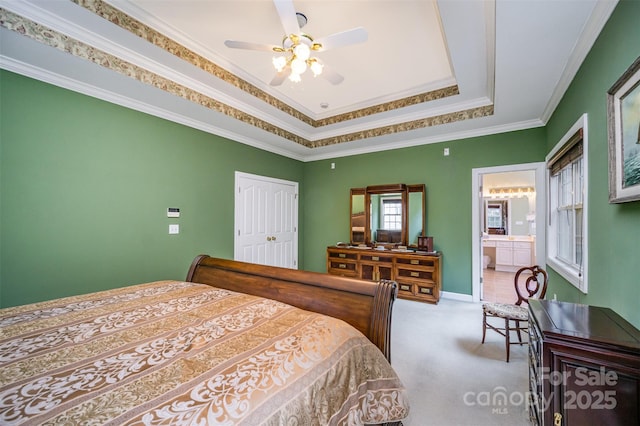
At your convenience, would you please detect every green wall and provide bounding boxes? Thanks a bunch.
[543,0,640,327]
[1,0,638,330]
[0,70,304,306]
[301,129,547,295]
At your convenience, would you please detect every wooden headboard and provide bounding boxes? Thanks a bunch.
[186,255,398,361]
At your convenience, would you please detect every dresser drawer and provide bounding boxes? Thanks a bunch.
[396,256,437,268]
[396,280,437,301]
[327,260,357,276]
[417,283,436,297]
[360,253,394,263]
[513,241,532,249]
[496,241,513,248]
[327,250,358,261]
[397,282,414,296]
[396,267,435,281]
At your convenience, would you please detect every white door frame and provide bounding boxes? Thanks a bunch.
[234,171,299,268]
[471,162,546,303]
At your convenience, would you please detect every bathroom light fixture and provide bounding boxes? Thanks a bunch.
[489,186,535,198]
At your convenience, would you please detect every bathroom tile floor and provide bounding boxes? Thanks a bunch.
[481,268,517,304]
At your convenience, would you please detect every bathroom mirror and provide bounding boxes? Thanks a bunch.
[349,184,426,246]
[483,196,534,236]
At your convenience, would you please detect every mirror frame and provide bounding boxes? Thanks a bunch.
[349,188,366,244]
[365,184,408,246]
[407,184,427,246]
[349,184,426,247]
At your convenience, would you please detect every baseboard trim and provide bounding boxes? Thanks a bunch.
[441,291,474,302]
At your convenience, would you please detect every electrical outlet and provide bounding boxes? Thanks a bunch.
[169,224,179,234]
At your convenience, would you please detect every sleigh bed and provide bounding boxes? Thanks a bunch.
[0,255,408,425]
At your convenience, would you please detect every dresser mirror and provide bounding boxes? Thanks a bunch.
[350,188,366,244]
[350,184,426,247]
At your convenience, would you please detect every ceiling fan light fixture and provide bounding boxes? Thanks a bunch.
[224,2,367,86]
[293,43,310,61]
[290,57,307,75]
[288,72,302,83]
[272,56,287,72]
[309,59,323,76]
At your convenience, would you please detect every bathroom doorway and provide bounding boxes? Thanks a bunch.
[471,163,546,303]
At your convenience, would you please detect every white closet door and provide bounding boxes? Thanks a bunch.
[269,181,297,268]
[235,174,270,265]
[234,172,298,268]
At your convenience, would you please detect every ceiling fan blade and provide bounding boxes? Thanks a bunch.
[314,27,368,51]
[273,0,300,36]
[270,67,292,86]
[318,62,344,85]
[224,40,279,52]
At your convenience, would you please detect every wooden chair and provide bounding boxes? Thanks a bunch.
[481,265,548,362]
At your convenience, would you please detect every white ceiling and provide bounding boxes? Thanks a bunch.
[0,0,618,161]
[483,170,535,193]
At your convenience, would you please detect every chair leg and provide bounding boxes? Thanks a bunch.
[505,318,510,362]
[482,312,487,343]
[515,320,523,343]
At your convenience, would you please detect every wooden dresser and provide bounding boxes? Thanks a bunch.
[528,299,640,426]
[326,246,442,304]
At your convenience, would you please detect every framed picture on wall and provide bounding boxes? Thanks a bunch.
[607,56,640,203]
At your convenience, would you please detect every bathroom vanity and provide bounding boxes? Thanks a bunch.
[482,235,535,272]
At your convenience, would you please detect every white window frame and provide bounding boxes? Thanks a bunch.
[546,114,588,293]
[381,198,402,230]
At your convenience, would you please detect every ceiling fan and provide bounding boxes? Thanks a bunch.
[224,0,368,86]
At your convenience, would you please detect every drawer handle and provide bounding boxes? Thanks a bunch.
[554,413,562,426]
[410,259,420,265]
[400,284,411,291]
[419,287,432,294]
[372,256,379,261]
[338,264,346,269]
[338,253,346,258]
[410,272,420,277]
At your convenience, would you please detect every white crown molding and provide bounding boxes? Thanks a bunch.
[308,97,494,141]
[302,118,545,162]
[310,77,460,121]
[541,0,618,123]
[0,55,307,161]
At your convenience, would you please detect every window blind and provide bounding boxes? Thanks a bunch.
[548,128,583,176]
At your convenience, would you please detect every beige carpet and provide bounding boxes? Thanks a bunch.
[390,298,532,426]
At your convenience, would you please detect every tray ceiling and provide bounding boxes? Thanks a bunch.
[0,0,617,161]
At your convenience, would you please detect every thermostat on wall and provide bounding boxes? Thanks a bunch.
[167,208,180,218]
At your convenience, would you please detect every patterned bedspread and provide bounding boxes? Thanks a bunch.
[0,281,409,425]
